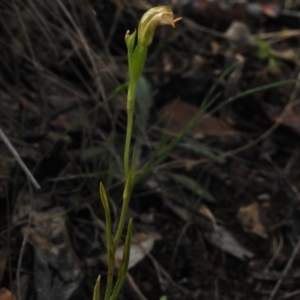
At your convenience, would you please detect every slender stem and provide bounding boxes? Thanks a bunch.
[113,185,131,252]
[97,6,182,299]
[104,252,115,300]
[113,82,136,251]
[110,219,133,299]
[100,183,114,300]
[123,82,136,177]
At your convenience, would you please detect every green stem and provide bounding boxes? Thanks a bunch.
[104,252,115,300]
[112,185,131,252]
[100,183,114,300]
[113,81,136,252]
[123,82,136,177]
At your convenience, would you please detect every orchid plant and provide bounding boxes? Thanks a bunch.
[93,6,181,300]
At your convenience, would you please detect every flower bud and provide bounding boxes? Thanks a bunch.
[138,6,181,47]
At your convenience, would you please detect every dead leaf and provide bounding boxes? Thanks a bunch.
[198,204,217,231]
[237,202,267,238]
[264,102,300,134]
[22,208,82,300]
[163,194,253,260]
[103,232,161,270]
[158,99,240,142]
[280,48,297,61]
[225,54,245,97]
[164,198,192,222]
[204,225,254,260]
[260,3,280,18]
[0,289,15,300]
[224,21,253,46]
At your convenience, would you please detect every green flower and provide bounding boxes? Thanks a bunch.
[138,6,182,47]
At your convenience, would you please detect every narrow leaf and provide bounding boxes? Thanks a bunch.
[125,30,136,77]
[180,141,225,163]
[135,75,152,133]
[131,44,148,84]
[93,275,101,300]
[169,173,215,202]
[123,159,136,201]
[110,219,133,300]
[99,182,113,248]
[125,30,136,59]
[119,219,133,278]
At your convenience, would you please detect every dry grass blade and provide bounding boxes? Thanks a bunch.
[0,128,40,189]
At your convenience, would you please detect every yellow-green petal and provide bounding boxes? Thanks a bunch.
[138,6,181,47]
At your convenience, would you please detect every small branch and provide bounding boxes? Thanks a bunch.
[268,237,300,300]
[0,128,41,190]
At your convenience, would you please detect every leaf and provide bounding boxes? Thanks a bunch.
[204,225,254,260]
[180,140,225,163]
[113,231,161,270]
[123,159,136,201]
[92,276,101,300]
[164,198,253,260]
[263,102,300,134]
[254,39,272,60]
[119,219,133,277]
[158,99,241,142]
[110,220,133,300]
[0,288,15,300]
[99,182,113,264]
[131,44,148,84]
[21,208,82,300]
[224,21,252,45]
[169,173,215,202]
[135,75,152,133]
[125,30,136,62]
[99,182,110,215]
[237,202,267,238]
